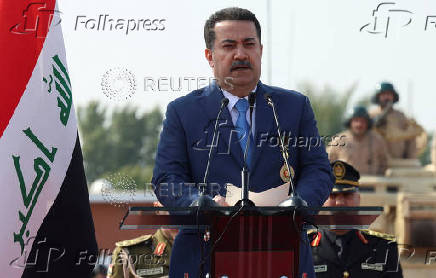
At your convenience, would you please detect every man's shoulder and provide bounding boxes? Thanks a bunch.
[115,234,153,248]
[369,129,386,142]
[167,82,307,109]
[360,229,397,242]
[168,88,205,108]
[390,108,408,119]
[262,83,307,100]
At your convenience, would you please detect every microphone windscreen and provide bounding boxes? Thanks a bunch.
[221,97,229,106]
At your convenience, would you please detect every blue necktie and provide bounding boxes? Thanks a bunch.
[235,98,254,169]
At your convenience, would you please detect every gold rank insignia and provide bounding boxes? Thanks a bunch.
[333,161,346,179]
[343,270,350,278]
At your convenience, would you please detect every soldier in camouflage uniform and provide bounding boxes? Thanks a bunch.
[370,82,423,159]
[107,228,175,278]
[327,106,388,175]
[308,160,403,277]
[108,201,177,278]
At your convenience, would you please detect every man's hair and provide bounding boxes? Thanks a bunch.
[204,7,261,49]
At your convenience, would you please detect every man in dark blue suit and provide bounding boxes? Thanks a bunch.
[152,7,334,277]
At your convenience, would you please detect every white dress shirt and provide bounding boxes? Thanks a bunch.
[221,87,257,135]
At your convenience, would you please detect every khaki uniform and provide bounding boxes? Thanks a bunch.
[370,108,418,159]
[108,229,173,278]
[327,130,388,175]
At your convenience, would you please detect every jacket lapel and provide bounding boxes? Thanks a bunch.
[250,82,275,173]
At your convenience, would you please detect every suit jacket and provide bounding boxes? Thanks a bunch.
[152,81,334,277]
[309,229,403,278]
[152,81,333,207]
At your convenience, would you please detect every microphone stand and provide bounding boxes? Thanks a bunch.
[191,98,229,207]
[235,92,256,207]
[264,94,307,207]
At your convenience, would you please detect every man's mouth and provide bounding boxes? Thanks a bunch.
[231,66,251,71]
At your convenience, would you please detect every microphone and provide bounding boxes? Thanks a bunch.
[191,97,229,207]
[236,91,256,207]
[248,91,256,117]
[263,93,308,207]
[243,91,256,166]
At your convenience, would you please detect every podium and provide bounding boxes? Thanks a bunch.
[120,206,382,278]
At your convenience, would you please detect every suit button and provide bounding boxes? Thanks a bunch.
[343,270,350,278]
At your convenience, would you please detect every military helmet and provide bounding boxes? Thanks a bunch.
[371,82,399,104]
[330,160,360,193]
[344,106,373,129]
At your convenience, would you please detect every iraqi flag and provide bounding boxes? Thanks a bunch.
[0,1,98,277]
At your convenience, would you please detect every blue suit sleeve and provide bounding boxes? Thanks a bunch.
[295,96,334,207]
[152,101,199,207]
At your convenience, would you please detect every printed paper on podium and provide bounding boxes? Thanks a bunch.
[225,183,290,206]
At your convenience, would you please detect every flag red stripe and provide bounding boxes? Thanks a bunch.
[0,0,56,138]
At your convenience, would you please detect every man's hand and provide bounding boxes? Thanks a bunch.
[213,195,229,206]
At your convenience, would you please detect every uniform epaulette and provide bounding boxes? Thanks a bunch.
[360,229,396,241]
[115,234,153,247]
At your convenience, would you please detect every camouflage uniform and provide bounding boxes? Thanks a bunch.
[327,129,388,175]
[370,107,418,159]
[108,229,172,278]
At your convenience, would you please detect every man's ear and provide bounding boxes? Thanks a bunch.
[205,48,214,68]
[260,43,263,57]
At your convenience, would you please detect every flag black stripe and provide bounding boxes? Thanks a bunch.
[21,134,98,278]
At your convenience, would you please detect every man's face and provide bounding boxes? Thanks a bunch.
[205,20,263,94]
[323,192,360,207]
[378,90,394,107]
[350,117,368,137]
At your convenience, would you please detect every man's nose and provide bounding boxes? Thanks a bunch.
[234,45,248,60]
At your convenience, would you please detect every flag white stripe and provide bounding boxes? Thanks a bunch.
[0,4,78,276]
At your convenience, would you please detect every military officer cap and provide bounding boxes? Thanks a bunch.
[331,160,360,194]
[344,106,373,129]
[371,81,399,104]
